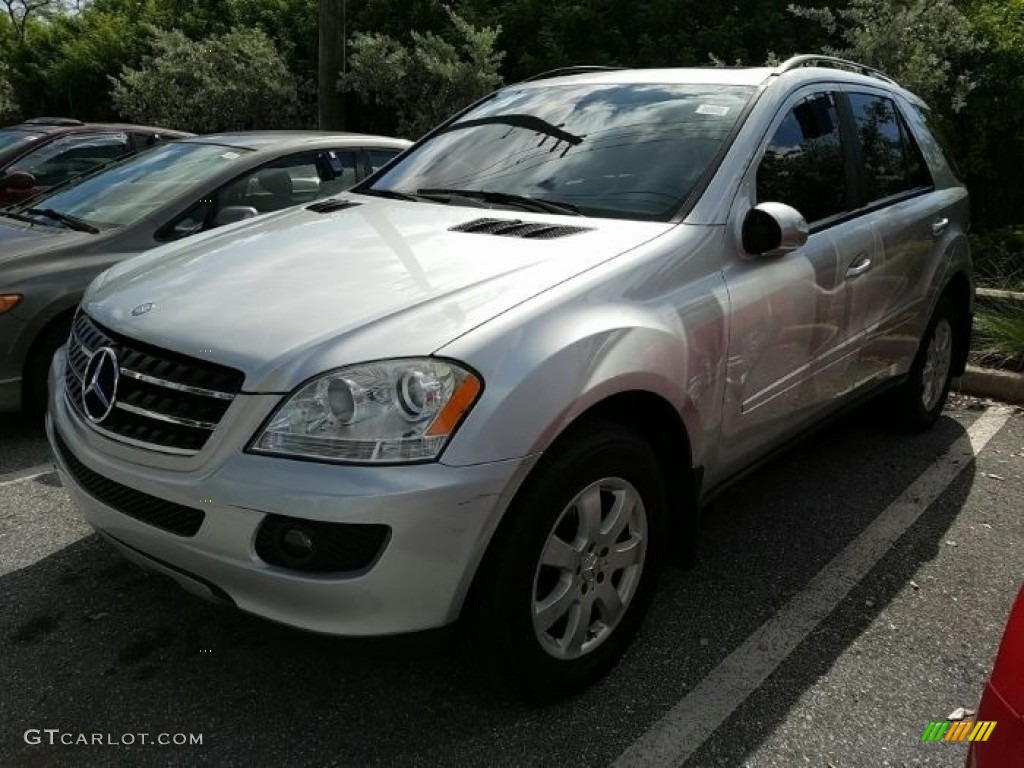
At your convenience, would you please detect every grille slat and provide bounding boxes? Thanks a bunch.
[450,217,592,240]
[53,431,205,536]
[64,313,244,455]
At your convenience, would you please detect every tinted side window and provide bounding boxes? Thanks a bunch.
[367,149,400,175]
[316,150,359,196]
[757,93,848,224]
[849,93,931,203]
[218,151,329,213]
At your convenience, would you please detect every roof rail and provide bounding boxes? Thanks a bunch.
[775,54,896,85]
[521,66,626,83]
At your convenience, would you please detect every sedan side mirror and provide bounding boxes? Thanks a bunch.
[214,205,258,227]
[0,171,37,191]
[315,150,346,182]
[741,202,809,258]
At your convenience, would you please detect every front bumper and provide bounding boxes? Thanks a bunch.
[48,349,533,636]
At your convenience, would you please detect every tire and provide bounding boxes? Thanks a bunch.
[890,297,959,432]
[22,317,73,416]
[467,420,668,702]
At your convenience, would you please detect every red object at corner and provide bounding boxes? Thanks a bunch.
[967,584,1024,767]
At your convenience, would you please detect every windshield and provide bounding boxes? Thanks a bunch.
[366,83,755,220]
[0,128,43,158]
[15,141,252,228]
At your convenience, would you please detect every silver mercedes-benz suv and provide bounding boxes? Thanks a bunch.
[48,56,972,700]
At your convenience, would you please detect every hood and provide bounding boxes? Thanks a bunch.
[0,217,91,263]
[84,198,672,392]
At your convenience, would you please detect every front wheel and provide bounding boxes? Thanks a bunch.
[890,298,959,432]
[23,317,73,416]
[467,421,667,701]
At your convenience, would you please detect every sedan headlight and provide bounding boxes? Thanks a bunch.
[249,359,482,464]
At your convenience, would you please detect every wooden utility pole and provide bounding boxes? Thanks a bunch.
[318,0,347,130]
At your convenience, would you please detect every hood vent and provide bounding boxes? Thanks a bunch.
[450,217,592,240]
[307,198,362,213]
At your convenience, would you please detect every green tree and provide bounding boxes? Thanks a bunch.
[339,5,502,137]
[956,0,1024,226]
[789,0,979,113]
[111,26,299,132]
[0,64,17,123]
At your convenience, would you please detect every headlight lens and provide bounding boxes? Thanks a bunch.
[250,359,482,463]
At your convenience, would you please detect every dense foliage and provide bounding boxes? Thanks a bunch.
[111,26,299,132]
[1,0,1023,227]
[339,7,502,137]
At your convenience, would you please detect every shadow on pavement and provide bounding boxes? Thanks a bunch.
[0,411,50,475]
[0,406,975,767]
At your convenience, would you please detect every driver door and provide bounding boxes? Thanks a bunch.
[718,89,876,474]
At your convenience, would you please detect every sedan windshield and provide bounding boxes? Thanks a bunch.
[14,141,252,228]
[366,83,755,220]
[0,128,43,158]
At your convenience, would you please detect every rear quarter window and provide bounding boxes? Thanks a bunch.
[906,102,962,181]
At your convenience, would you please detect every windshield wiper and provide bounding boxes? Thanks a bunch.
[416,188,582,216]
[0,209,42,225]
[23,207,100,234]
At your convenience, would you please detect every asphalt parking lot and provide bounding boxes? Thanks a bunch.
[1,395,1021,768]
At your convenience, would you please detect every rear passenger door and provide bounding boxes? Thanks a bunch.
[840,89,941,383]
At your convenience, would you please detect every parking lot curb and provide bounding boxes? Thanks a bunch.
[957,364,1024,405]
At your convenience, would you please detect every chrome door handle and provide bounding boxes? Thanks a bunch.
[932,217,950,237]
[846,255,872,278]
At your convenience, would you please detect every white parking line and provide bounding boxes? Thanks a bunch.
[612,405,1014,768]
[0,462,56,486]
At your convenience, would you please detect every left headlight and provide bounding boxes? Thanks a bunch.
[249,358,482,464]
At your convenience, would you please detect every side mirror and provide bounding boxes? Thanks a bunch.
[214,206,258,227]
[741,202,809,258]
[0,171,36,191]
[315,151,346,182]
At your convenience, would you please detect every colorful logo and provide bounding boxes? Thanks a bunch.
[921,720,997,742]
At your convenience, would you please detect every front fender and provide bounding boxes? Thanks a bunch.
[438,287,729,470]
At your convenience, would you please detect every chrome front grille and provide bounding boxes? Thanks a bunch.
[64,312,244,455]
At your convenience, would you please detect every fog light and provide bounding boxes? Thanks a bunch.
[280,527,314,561]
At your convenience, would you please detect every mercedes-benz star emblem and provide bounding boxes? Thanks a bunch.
[131,302,155,317]
[82,347,120,424]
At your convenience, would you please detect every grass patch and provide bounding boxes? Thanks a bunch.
[972,295,1024,372]
[970,227,1024,290]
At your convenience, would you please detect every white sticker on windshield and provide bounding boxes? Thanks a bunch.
[221,151,240,159]
[696,104,731,117]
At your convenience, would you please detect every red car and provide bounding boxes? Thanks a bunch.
[967,584,1024,767]
[0,117,191,206]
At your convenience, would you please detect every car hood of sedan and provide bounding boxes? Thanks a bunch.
[0,217,90,262]
[83,198,673,392]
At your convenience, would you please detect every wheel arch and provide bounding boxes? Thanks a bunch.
[21,303,77,405]
[940,270,972,377]
[459,388,700,624]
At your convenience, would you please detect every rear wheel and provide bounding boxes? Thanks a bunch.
[890,298,959,432]
[467,421,667,701]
